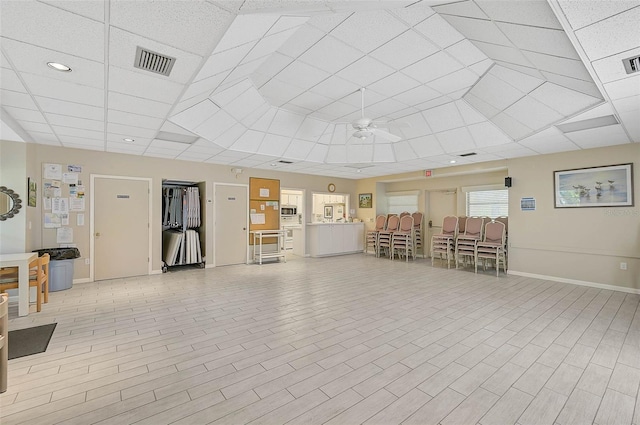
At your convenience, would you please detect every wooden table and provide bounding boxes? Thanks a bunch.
[0,252,38,317]
[251,230,286,264]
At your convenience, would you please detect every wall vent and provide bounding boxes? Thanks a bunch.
[459,152,477,157]
[623,55,640,74]
[278,160,293,164]
[134,46,176,77]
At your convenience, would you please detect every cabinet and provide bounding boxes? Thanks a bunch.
[308,223,364,257]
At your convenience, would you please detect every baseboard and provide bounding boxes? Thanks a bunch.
[205,264,215,269]
[150,269,163,275]
[73,278,91,284]
[508,270,640,294]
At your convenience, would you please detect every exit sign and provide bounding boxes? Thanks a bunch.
[425,170,432,177]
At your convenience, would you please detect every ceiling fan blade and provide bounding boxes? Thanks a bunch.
[372,120,411,128]
[370,128,401,142]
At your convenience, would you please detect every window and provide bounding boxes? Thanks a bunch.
[466,189,508,218]
[386,191,419,215]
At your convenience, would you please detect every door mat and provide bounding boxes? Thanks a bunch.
[8,323,57,360]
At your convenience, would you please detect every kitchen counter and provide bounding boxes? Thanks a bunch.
[307,222,364,257]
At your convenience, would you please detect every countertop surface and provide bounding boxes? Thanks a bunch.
[307,222,365,225]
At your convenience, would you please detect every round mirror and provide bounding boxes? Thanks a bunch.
[0,186,22,221]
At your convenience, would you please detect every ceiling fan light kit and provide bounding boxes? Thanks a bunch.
[344,88,402,143]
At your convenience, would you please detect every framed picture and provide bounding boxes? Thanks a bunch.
[359,193,372,208]
[324,205,333,219]
[28,178,37,207]
[554,163,633,208]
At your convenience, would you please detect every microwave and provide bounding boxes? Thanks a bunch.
[281,205,297,216]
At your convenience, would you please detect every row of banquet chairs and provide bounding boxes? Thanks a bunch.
[366,212,424,261]
[431,216,508,276]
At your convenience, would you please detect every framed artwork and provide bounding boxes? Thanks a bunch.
[28,177,37,207]
[359,193,372,208]
[554,163,633,208]
[324,205,333,219]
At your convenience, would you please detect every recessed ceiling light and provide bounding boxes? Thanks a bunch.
[123,138,135,142]
[356,169,362,173]
[270,163,277,167]
[450,160,457,164]
[47,62,72,72]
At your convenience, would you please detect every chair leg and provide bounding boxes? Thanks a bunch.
[36,284,42,312]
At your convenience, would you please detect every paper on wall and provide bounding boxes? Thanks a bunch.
[69,197,85,211]
[259,188,269,197]
[56,227,73,243]
[62,172,78,184]
[43,197,52,211]
[52,197,69,214]
[250,213,265,224]
[67,164,82,173]
[44,213,61,228]
[43,163,62,179]
[44,182,61,198]
[61,213,69,225]
[77,213,85,226]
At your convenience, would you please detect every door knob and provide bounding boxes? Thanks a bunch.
[95,232,101,237]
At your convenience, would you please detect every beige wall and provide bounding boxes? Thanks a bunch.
[506,143,640,290]
[0,141,27,254]
[4,140,356,279]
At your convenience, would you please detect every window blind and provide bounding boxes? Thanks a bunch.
[466,189,508,218]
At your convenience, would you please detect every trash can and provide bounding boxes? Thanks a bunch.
[33,248,80,292]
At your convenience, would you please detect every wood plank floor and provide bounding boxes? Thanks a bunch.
[2,254,639,425]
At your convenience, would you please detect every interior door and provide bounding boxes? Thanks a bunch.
[94,177,150,280]
[427,190,457,257]
[215,184,248,266]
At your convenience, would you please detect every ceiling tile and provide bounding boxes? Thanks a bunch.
[475,0,563,29]
[423,102,465,133]
[463,93,501,119]
[0,90,37,110]
[564,124,630,148]
[208,122,246,148]
[288,91,334,111]
[496,22,580,60]
[181,72,227,102]
[456,100,488,125]
[267,16,310,36]
[592,48,640,84]
[255,79,297,106]
[603,75,640,100]
[414,13,465,49]
[470,40,534,69]
[392,141,416,162]
[492,61,545,80]
[432,1,489,19]
[442,15,512,47]
[466,73,524,112]
[402,51,464,84]
[490,65,545,93]
[558,0,638,30]
[39,0,105,21]
[416,96,454,113]
[224,87,268,121]
[22,73,105,107]
[16,121,53,133]
[274,61,331,90]
[1,39,104,89]
[307,12,351,32]
[170,99,219,131]
[295,117,329,141]
[521,51,592,82]
[111,0,233,56]
[298,35,363,74]
[518,127,578,154]
[149,139,190,151]
[330,10,408,53]
[0,69,27,93]
[27,131,60,145]
[368,73,420,98]
[336,55,395,87]
[467,122,512,147]
[408,134,444,158]
[393,85,442,107]
[268,109,306,137]
[106,141,148,154]
[308,75,361,100]
[0,1,104,61]
[325,144,347,163]
[197,44,253,82]
[574,7,640,61]
[3,106,47,123]
[370,30,440,71]
[491,112,534,139]
[107,123,156,138]
[244,27,299,63]
[195,110,237,141]
[283,139,316,160]
[108,92,172,118]
[108,66,184,104]
[35,96,105,121]
[505,96,564,131]
[541,72,603,98]
[396,111,431,139]
[435,127,476,153]
[529,82,602,117]
[390,1,436,27]
[107,110,164,130]
[429,68,479,95]
[445,39,489,66]
[257,133,291,156]
[277,25,326,58]
[46,113,103,131]
[612,95,640,113]
[52,126,103,141]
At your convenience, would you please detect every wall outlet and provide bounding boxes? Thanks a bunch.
[620,262,627,270]
[85,258,91,265]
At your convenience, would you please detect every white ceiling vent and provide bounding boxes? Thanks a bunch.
[623,55,640,74]
[134,46,175,76]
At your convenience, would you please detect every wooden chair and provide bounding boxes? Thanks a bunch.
[0,293,8,393]
[0,254,49,312]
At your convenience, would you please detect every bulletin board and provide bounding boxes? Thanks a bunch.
[249,177,280,245]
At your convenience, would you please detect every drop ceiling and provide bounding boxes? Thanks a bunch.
[0,0,638,179]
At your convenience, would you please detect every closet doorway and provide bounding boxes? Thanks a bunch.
[214,183,248,266]
[92,176,151,281]
[426,189,457,257]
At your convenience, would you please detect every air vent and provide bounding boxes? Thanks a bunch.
[278,160,293,164]
[134,46,175,76]
[156,131,198,144]
[623,55,640,74]
[459,152,477,157]
[556,114,619,134]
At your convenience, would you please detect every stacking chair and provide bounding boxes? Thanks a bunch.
[399,211,411,218]
[391,215,415,261]
[378,215,400,258]
[457,216,467,234]
[0,254,49,312]
[0,293,7,393]
[455,217,485,269]
[431,216,458,268]
[411,212,424,258]
[476,221,507,276]
[366,215,387,257]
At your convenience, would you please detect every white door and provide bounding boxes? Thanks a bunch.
[94,177,150,280]
[427,190,457,256]
[214,184,248,266]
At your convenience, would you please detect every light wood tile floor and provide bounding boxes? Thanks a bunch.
[2,254,639,425]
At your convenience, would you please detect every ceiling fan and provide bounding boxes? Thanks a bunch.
[349,87,402,143]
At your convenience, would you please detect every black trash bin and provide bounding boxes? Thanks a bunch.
[33,248,80,292]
